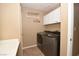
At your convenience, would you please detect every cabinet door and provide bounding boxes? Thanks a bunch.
[43,7,60,25]
[43,15,49,25]
[49,7,60,23]
[53,7,61,23]
[43,11,54,25]
[48,10,55,24]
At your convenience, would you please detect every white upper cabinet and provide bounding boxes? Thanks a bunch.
[43,7,61,25]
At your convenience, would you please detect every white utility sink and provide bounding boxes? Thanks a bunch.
[0,39,20,56]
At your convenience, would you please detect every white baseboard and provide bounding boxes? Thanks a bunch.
[22,44,37,50]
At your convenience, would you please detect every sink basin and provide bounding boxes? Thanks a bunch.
[0,39,20,56]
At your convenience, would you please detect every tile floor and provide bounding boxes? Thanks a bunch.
[23,46,44,56]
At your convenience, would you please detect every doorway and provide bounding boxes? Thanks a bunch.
[21,3,61,56]
[72,3,79,56]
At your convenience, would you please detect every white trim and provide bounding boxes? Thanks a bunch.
[67,3,74,56]
[22,44,37,50]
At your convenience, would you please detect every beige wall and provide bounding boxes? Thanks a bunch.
[60,4,68,56]
[0,3,23,56]
[21,7,44,47]
[0,8,2,38]
[44,23,60,32]
[0,3,21,39]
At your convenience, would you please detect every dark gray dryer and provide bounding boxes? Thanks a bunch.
[37,31,60,56]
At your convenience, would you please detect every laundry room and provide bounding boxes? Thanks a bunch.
[20,3,68,56]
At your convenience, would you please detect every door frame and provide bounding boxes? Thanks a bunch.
[67,3,74,56]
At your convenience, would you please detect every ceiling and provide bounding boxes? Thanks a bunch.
[21,3,60,14]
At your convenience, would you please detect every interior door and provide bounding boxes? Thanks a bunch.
[72,3,79,56]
